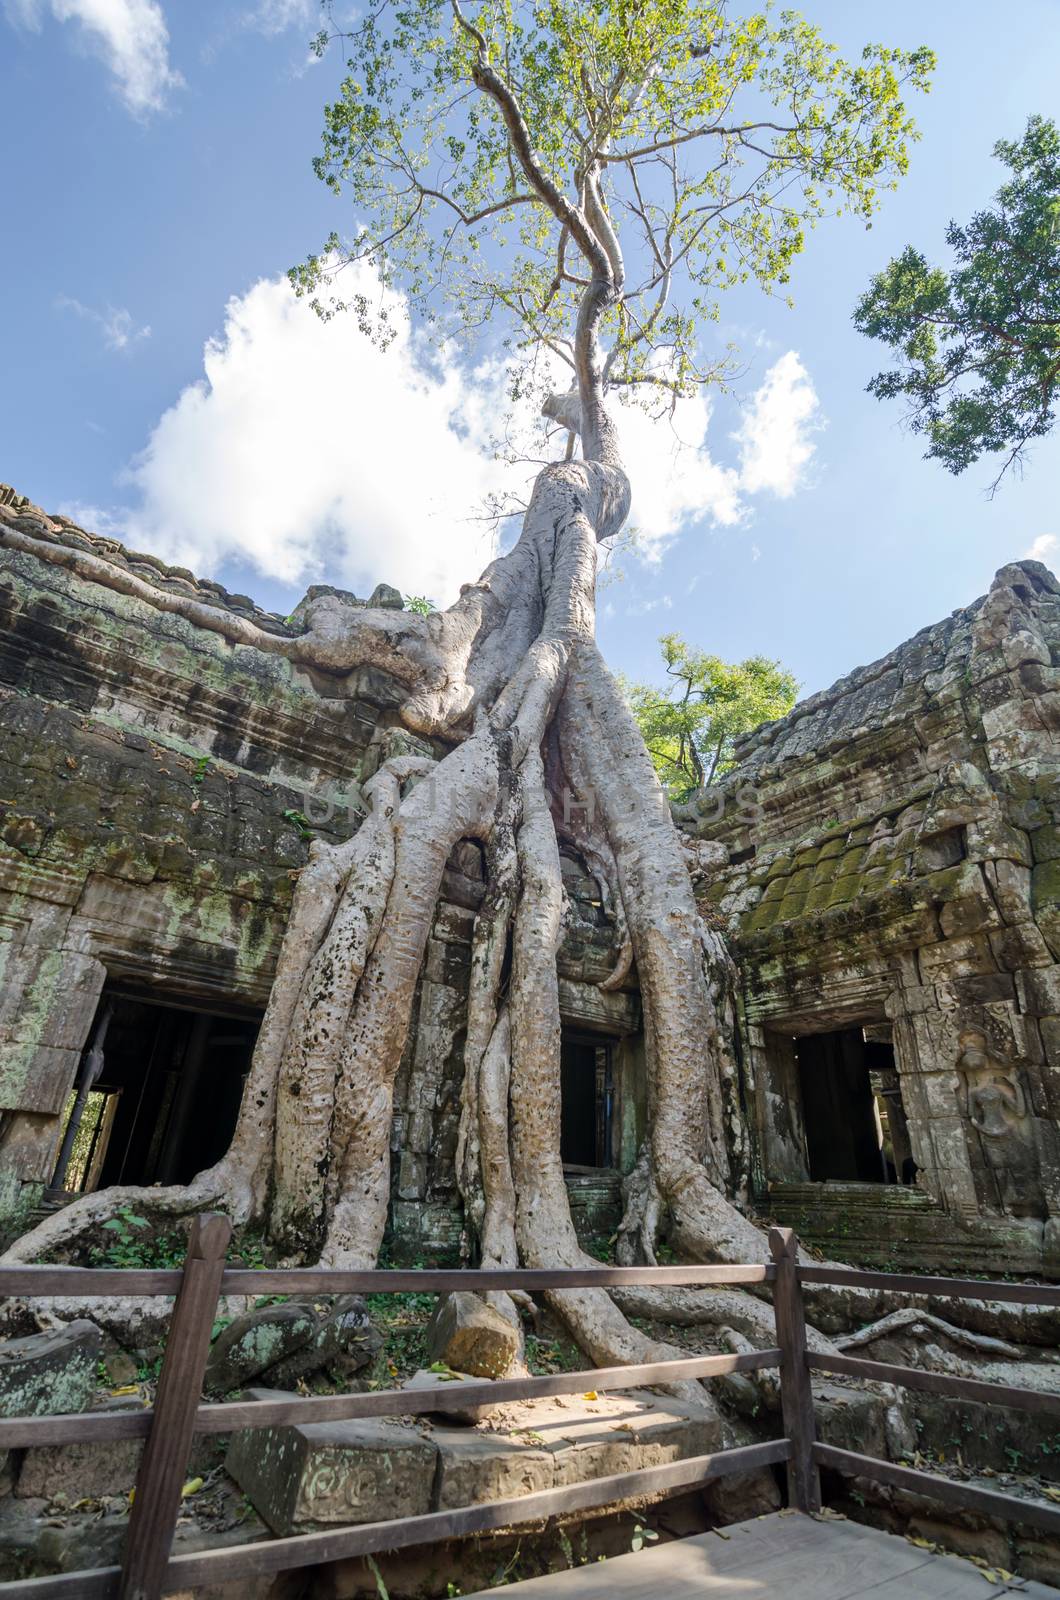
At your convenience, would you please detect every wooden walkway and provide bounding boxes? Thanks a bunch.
[497,1513,1060,1600]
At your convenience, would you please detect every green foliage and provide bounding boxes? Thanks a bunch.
[282,807,315,841]
[625,633,798,796]
[364,1288,436,1380]
[404,593,437,615]
[89,1210,187,1271]
[295,0,932,418]
[855,115,1060,487]
[366,1554,391,1600]
[191,754,210,785]
[524,1329,584,1373]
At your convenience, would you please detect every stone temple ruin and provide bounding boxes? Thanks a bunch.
[1,482,1059,1282]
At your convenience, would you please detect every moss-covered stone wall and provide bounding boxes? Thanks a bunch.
[0,501,639,1252]
[676,560,1060,1276]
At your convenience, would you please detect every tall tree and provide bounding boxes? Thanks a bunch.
[628,635,798,796]
[854,115,1060,489]
[5,2,930,1365]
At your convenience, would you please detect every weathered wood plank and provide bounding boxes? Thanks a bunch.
[0,1407,154,1449]
[814,1443,1060,1537]
[0,1267,181,1297]
[771,1227,821,1513]
[0,1572,119,1599]
[809,1351,1060,1416]
[0,1262,774,1299]
[163,1440,792,1588]
[799,1267,1060,1307]
[217,1264,778,1294]
[118,1213,231,1600]
[194,1347,781,1435]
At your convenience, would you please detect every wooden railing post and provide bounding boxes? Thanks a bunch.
[769,1226,821,1514]
[119,1212,231,1600]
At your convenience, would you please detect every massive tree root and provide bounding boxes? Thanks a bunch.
[5,449,1054,1385]
[0,429,788,1388]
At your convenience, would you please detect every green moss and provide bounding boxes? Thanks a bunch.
[1032,859,1060,910]
[1032,826,1060,863]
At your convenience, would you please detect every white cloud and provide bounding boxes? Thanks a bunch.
[56,294,151,351]
[243,0,311,32]
[613,350,821,565]
[113,270,507,603]
[618,393,743,563]
[84,267,822,608]
[734,350,821,498]
[7,0,183,113]
[1024,534,1058,563]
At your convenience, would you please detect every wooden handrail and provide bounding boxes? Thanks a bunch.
[0,1261,777,1297]
[2,1231,1060,1598]
[808,1350,1060,1417]
[814,1444,1060,1538]
[0,1346,782,1450]
[797,1264,1060,1306]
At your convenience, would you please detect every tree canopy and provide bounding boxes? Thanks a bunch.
[626,632,798,795]
[294,0,933,442]
[854,114,1060,488]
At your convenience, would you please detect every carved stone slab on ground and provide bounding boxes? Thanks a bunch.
[227,1387,728,1536]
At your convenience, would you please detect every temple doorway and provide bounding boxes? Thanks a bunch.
[560,1031,614,1170]
[51,988,260,1196]
[795,1026,914,1185]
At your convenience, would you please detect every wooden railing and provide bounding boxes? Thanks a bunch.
[0,1224,1058,1599]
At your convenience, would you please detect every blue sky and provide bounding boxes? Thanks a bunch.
[2,0,1059,701]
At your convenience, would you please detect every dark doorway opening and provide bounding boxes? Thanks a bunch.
[795,1027,914,1185]
[560,1032,614,1169]
[53,990,260,1195]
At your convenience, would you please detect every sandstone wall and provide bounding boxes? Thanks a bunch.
[677,560,1060,1275]
[0,504,638,1252]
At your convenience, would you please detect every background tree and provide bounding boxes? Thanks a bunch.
[4,1,931,1370]
[627,634,798,796]
[854,114,1060,489]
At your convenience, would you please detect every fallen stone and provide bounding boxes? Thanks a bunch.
[0,1322,102,1419]
[426,1293,520,1379]
[403,1366,499,1426]
[542,1390,726,1487]
[17,1434,143,1500]
[226,1399,437,1536]
[432,1426,554,1509]
[205,1301,318,1396]
[267,1296,381,1387]
[0,1495,127,1583]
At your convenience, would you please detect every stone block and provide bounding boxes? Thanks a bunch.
[403,1367,498,1426]
[542,1391,726,1487]
[990,921,1054,969]
[432,1427,554,1509]
[1033,860,1060,957]
[1018,966,1060,1018]
[965,817,1032,866]
[983,857,1032,924]
[918,933,998,981]
[227,1411,437,1535]
[427,1293,521,1379]
[0,1321,101,1419]
[268,1296,382,1387]
[17,1433,143,1499]
[1033,825,1060,863]
[205,1301,318,1396]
